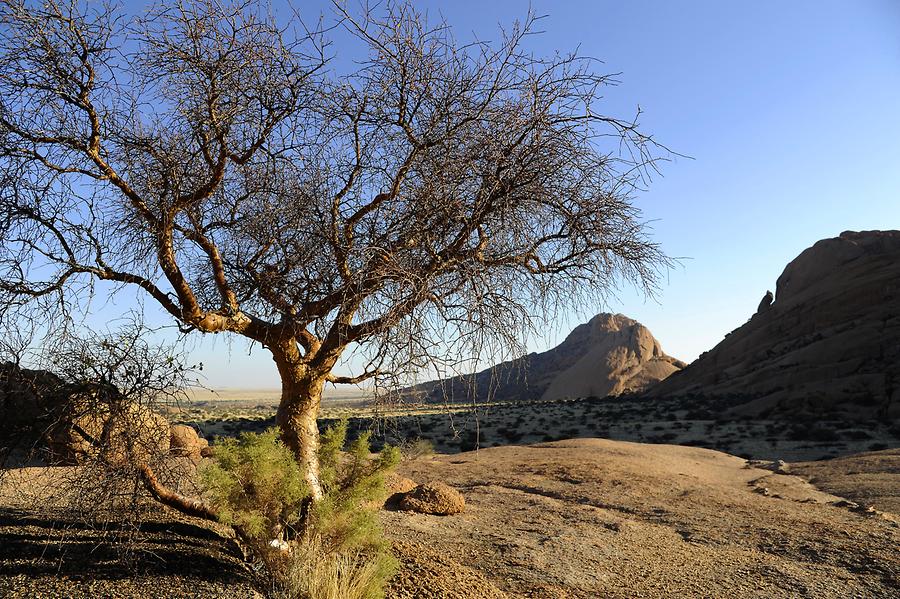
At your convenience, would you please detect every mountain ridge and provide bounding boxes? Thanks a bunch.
[647,230,900,421]
[406,313,684,403]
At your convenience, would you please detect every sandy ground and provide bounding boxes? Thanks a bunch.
[790,448,900,514]
[1,439,897,598]
[384,439,900,598]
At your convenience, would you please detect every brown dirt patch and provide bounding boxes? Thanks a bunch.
[387,540,508,598]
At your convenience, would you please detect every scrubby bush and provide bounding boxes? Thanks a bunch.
[889,422,900,438]
[398,437,435,461]
[200,429,307,541]
[455,429,480,452]
[200,422,399,599]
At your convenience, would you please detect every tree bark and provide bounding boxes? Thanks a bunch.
[275,364,326,501]
[138,463,219,522]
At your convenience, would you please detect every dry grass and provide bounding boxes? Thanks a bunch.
[274,536,395,599]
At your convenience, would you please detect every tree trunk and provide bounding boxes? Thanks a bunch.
[275,367,326,501]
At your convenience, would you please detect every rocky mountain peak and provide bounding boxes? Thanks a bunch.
[407,313,683,403]
[647,230,900,421]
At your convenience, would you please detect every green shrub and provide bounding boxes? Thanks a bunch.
[200,428,308,540]
[313,421,400,557]
[200,423,399,599]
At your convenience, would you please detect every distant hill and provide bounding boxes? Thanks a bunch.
[405,313,684,403]
[648,230,900,421]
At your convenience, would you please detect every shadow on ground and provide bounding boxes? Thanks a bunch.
[0,506,256,598]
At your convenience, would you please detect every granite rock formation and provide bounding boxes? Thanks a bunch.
[407,313,684,403]
[648,230,900,421]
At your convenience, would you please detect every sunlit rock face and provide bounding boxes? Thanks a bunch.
[648,230,900,421]
[539,313,685,400]
[407,313,684,403]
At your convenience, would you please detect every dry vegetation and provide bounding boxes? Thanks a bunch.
[182,393,900,463]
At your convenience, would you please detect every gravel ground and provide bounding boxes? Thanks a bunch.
[0,507,259,599]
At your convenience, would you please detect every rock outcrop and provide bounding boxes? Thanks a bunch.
[540,314,685,400]
[1,362,183,466]
[0,363,64,450]
[45,389,171,466]
[407,313,684,403]
[648,230,900,421]
[169,424,209,462]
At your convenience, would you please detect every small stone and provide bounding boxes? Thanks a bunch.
[400,482,466,515]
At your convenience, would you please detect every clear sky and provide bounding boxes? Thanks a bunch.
[107,0,900,389]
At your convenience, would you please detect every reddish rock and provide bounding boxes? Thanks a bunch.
[400,482,466,515]
[170,424,209,461]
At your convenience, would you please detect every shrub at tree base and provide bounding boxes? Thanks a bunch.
[199,423,399,599]
[199,429,307,542]
[281,536,397,599]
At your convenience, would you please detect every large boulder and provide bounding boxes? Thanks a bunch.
[169,424,209,462]
[648,230,900,421]
[1,363,174,466]
[406,313,684,403]
[45,386,171,466]
[0,363,64,440]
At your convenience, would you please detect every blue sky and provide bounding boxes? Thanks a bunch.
[107,1,900,388]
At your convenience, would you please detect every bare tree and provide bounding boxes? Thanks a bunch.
[0,0,671,501]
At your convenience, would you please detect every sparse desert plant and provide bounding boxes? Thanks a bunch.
[398,437,435,461]
[683,439,711,448]
[200,421,398,598]
[277,535,396,599]
[790,424,840,443]
[842,430,873,441]
[457,429,480,452]
[497,427,524,443]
